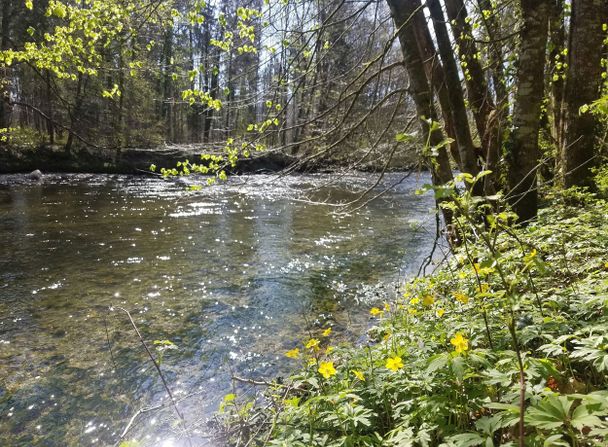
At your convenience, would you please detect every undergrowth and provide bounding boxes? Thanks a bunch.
[217,175,608,447]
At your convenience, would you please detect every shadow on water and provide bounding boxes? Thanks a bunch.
[0,172,438,446]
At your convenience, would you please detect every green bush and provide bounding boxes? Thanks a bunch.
[217,177,608,447]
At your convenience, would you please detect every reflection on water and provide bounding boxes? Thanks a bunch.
[0,173,436,446]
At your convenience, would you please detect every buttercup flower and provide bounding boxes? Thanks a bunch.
[322,327,332,337]
[370,307,383,316]
[305,338,320,350]
[318,361,337,379]
[450,332,469,354]
[352,370,365,381]
[436,308,445,318]
[422,295,435,306]
[409,297,420,306]
[454,292,469,305]
[285,347,300,359]
[524,249,537,262]
[385,356,404,372]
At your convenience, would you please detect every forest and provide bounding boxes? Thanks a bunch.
[1,0,608,446]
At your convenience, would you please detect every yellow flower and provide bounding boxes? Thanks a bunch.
[409,297,420,306]
[322,327,332,337]
[422,295,435,306]
[385,356,404,372]
[436,308,445,318]
[604,261,608,270]
[473,263,495,276]
[450,332,469,354]
[318,361,337,379]
[351,370,365,382]
[407,308,418,316]
[370,307,383,317]
[383,302,391,312]
[524,249,537,263]
[307,357,318,366]
[305,338,320,350]
[285,348,300,359]
[454,292,469,304]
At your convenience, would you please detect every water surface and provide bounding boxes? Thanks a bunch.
[0,173,437,446]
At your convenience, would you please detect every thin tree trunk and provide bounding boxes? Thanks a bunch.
[445,0,494,138]
[476,0,507,106]
[445,0,501,194]
[410,3,461,167]
[65,74,86,154]
[548,0,565,151]
[508,0,550,222]
[386,0,455,239]
[0,0,12,135]
[561,0,605,188]
[427,0,478,176]
[45,70,54,144]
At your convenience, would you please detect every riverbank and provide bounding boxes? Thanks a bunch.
[216,187,608,446]
[0,143,418,175]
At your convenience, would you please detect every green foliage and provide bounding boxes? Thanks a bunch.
[218,182,608,446]
[594,164,608,197]
[1,126,45,148]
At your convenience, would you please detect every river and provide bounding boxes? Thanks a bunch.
[0,172,437,446]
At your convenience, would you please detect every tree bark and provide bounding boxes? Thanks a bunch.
[548,0,565,152]
[444,0,501,194]
[386,0,455,239]
[508,0,550,222]
[410,3,460,167]
[427,0,478,176]
[476,0,507,106]
[0,0,12,135]
[561,0,606,188]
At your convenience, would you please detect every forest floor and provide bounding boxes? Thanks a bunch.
[215,186,608,447]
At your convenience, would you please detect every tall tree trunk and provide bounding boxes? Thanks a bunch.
[561,0,605,188]
[45,70,54,144]
[508,0,550,222]
[161,29,174,143]
[548,0,565,151]
[476,0,508,106]
[410,3,461,167]
[65,74,86,154]
[427,0,478,176]
[445,0,501,194]
[0,0,12,136]
[385,0,455,238]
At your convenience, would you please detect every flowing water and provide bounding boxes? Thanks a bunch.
[0,172,437,446]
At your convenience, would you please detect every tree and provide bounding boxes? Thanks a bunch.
[508,0,550,222]
[427,0,478,177]
[561,0,607,188]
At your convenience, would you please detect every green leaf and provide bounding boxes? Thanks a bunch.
[525,396,572,430]
[446,432,485,447]
[395,132,415,143]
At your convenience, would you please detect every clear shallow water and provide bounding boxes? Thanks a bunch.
[0,173,436,446]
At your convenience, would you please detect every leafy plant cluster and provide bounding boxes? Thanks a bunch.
[217,178,608,447]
